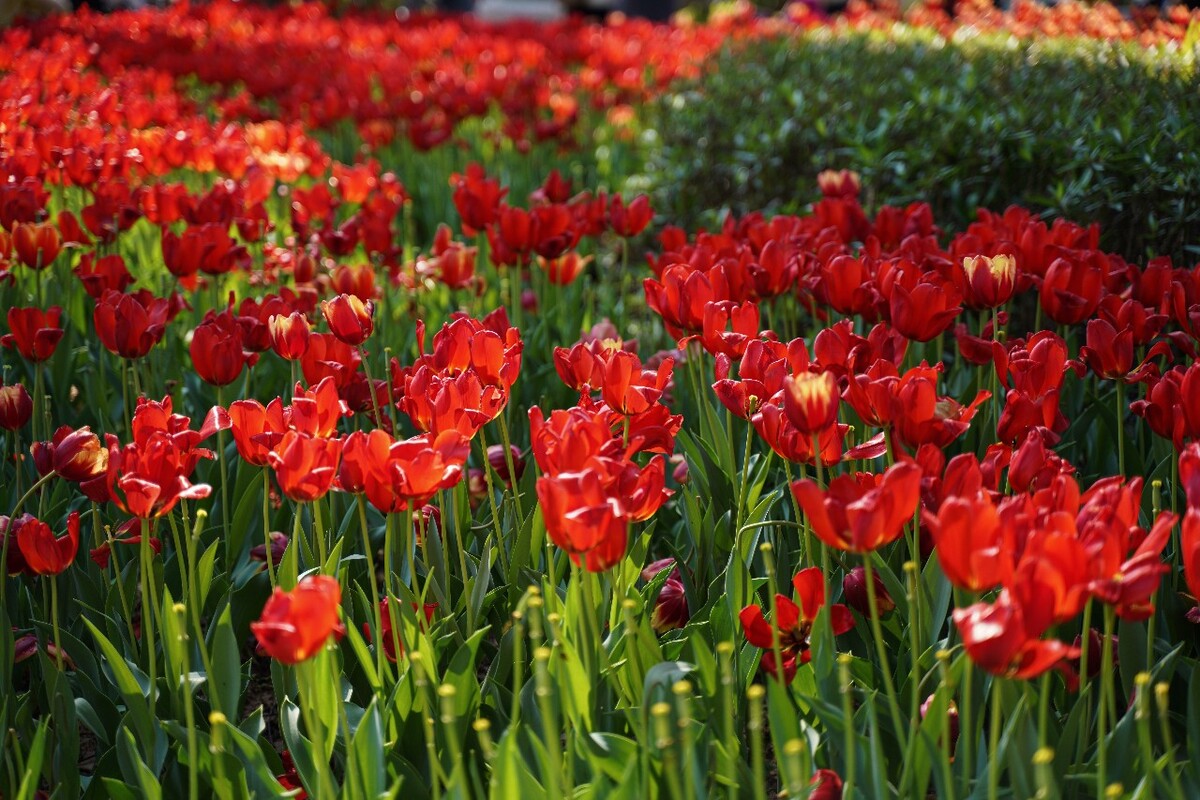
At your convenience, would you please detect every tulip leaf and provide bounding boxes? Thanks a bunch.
[211,604,243,721]
[83,617,156,759]
[197,539,221,613]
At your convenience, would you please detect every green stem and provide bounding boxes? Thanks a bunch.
[864,556,908,753]
[48,575,63,670]
[263,469,277,587]
[140,517,159,707]
[477,428,509,576]
[356,495,386,684]
[987,679,1003,800]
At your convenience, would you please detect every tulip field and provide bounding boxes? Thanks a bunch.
[3,1,1200,798]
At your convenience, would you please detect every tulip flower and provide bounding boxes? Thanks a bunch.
[31,425,108,483]
[957,254,1017,309]
[321,294,374,346]
[251,575,346,665]
[842,566,895,617]
[1040,252,1104,325]
[191,311,251,387]
[74,253,134,299]
[929,491,1015,592]
[3,307,65,362]
[93,290,172,360]
[609,193,652,237]
[641,559,690,633]
[16,512,80,575]
[0,382,32,430]
[953,595,1077,680]
[1182,509,1200,620]
[268,312,311,361]
[268,431,342,503]
[792,462,921,554]
[12,222,61,269]
[782,370,839,435]
[739,566,855,683]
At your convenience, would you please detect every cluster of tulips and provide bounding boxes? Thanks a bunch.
[6,2,1200,799]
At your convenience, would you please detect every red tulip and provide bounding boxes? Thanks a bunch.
[12,222,61,269]
[957,254,1017,309]
[782,370,839,435]
[0,382,32,431]
[268,312,311,361]
[251,575,346,665]
[74,253,134,299]
[609,194,652,238]
[1040,252,1104,326]
[599,351,673,416]
[190,311,250,387]
[739,566,855,683]
[365,598,436,662]
[842,566,895,617]
[817,168,860,200]
[953,595,1077,680]
[268,431,342,503]
[31,425,108,483]
[321,294,374,346]
[929,491,1015,592]
[792,462,921,553]
[3,307,64,362]
[93,290,172,360]
[16,512,80,575]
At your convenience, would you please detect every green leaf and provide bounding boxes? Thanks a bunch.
[82,618,156,758]
[210,604,242,721]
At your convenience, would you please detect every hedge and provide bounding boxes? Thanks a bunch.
[645,27,1200,262]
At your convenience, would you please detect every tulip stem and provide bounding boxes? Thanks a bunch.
[863,556,908,754]
[961,655,974,793]
[810,434,830,579]
[262,469,276,587]
[140,517,159,707]
[736,418,755,530]
[357,345,384,430]
[987,678,1003,800]
[1097,605,1116,797]
[356,495,386,684]
[382,513,406,676]
[496,413,525,528]
[476,429,509,576]
[760,543,787,687]
[48,575,63,670]
[1116,381,1126,477]
[215,385,232,558]
[1074,599,1094,767]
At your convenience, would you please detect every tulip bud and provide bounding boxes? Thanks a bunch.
[269,312,311,361]
[817,168,861,200]
[414,505,440,545]
[1072,628,1116,679]
[809,768,845,800]
[670,454,689,485]
[467,467,487,509]
[486,444,524,486]
[920,695,960,759]
[0,383,33,431]
[960,254,1017,309]
[250,531,289,569]
[783,371,839,435]
[841,566,895,617]
[321,294,374,346]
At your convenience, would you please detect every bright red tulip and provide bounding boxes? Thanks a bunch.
[957,254,1017,309]
[3,307,64,362]
[321,294,374,346]
[93,289,172,360]
[12,222,61,269]
[190,311,250,387]
[268,431,342,503]
[16,512,80,576]
[783,370,839,435]
[268,312,311,361]
[739,567,855,683]
[793,462,921,553]
[251,575,346,665]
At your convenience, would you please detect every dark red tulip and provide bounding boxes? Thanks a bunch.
[3,307,64,362]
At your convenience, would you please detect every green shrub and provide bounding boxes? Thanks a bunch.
[645,27,1200,262]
